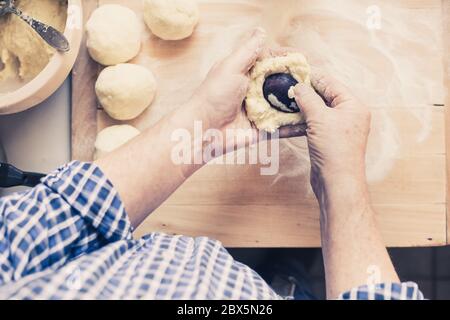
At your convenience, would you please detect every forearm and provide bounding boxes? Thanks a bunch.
[95,98,209,228]
[94,28,268,229]
[318,172,400,299]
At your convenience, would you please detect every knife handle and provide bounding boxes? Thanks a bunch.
[0,163,46,188]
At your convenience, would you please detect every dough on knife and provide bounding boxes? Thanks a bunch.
[143,0,200,41]
[86,4,141,65]
[95,64,157,121]
[245,52,311,133]
[94,125,141,160]
[0,0,67,83]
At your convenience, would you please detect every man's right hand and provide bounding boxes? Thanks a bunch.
[294,74,402,299]
[293,73,372,197]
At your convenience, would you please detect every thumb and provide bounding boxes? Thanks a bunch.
[294,83,327,121]
[224,28,266,74]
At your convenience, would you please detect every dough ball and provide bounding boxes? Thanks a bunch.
[95,125,141,160]
[86,4,141,65]
[143,0,200,41]
[245,52,311,133]
[95,64,157,121]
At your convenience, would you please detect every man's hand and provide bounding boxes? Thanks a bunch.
[293,74,400,299]
[192,28,308,150]
[193,28,265,136]
[293,74,372,195]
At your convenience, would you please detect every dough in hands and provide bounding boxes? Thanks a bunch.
[86,4,141,65]
[245,52,311,133]
[143,0,200,41]
[95,125,141,160]
[95,64,157,121]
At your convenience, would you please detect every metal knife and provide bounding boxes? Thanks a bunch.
[0,0,70,52]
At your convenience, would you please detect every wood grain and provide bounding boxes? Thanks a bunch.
[443,0,450,244]
[72,0,449,247]
[135,203,446,247]
[71,0,99,161]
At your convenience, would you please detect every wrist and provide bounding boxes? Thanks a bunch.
[313,167,371,217]
[170,99,226,176]
[180,97,212,130]
[314,156,367,188]
[190,93,237,131]
[166,100,209,179]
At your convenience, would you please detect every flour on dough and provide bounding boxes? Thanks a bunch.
[95,63,157,121]
[143,0,199,41]
[86,4,141,66]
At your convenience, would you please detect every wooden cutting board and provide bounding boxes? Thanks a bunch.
[72,0,450,247]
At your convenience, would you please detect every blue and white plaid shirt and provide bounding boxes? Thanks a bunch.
[0,162,424,300]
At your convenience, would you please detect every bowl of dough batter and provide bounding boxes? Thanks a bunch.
[0,0,82,115]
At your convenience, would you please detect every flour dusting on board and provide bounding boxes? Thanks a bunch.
[196,0,444,185]
[256,0,444,184]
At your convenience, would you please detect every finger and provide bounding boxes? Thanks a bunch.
[223,27,266,74]
[293,83,327,121]
[278,124,308,139]
[311,72,354,108]
[233,74,250,102]
[260,46,298,59]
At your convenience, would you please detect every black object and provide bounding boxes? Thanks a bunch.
[263,73,300,113]
[0,163,46,188]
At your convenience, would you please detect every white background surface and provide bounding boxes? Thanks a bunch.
[0,78,71,195]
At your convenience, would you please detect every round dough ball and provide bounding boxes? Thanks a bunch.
[86,4,141,65]
[95,64,157,121]
[95,125,141,160]
[143,0,200,41]
[245,52,311,133]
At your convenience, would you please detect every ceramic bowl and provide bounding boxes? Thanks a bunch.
[0,0,83,115]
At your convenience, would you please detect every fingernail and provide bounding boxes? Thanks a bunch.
[294,83,309,96]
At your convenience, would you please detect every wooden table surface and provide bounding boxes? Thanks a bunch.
[72,0,450,247]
